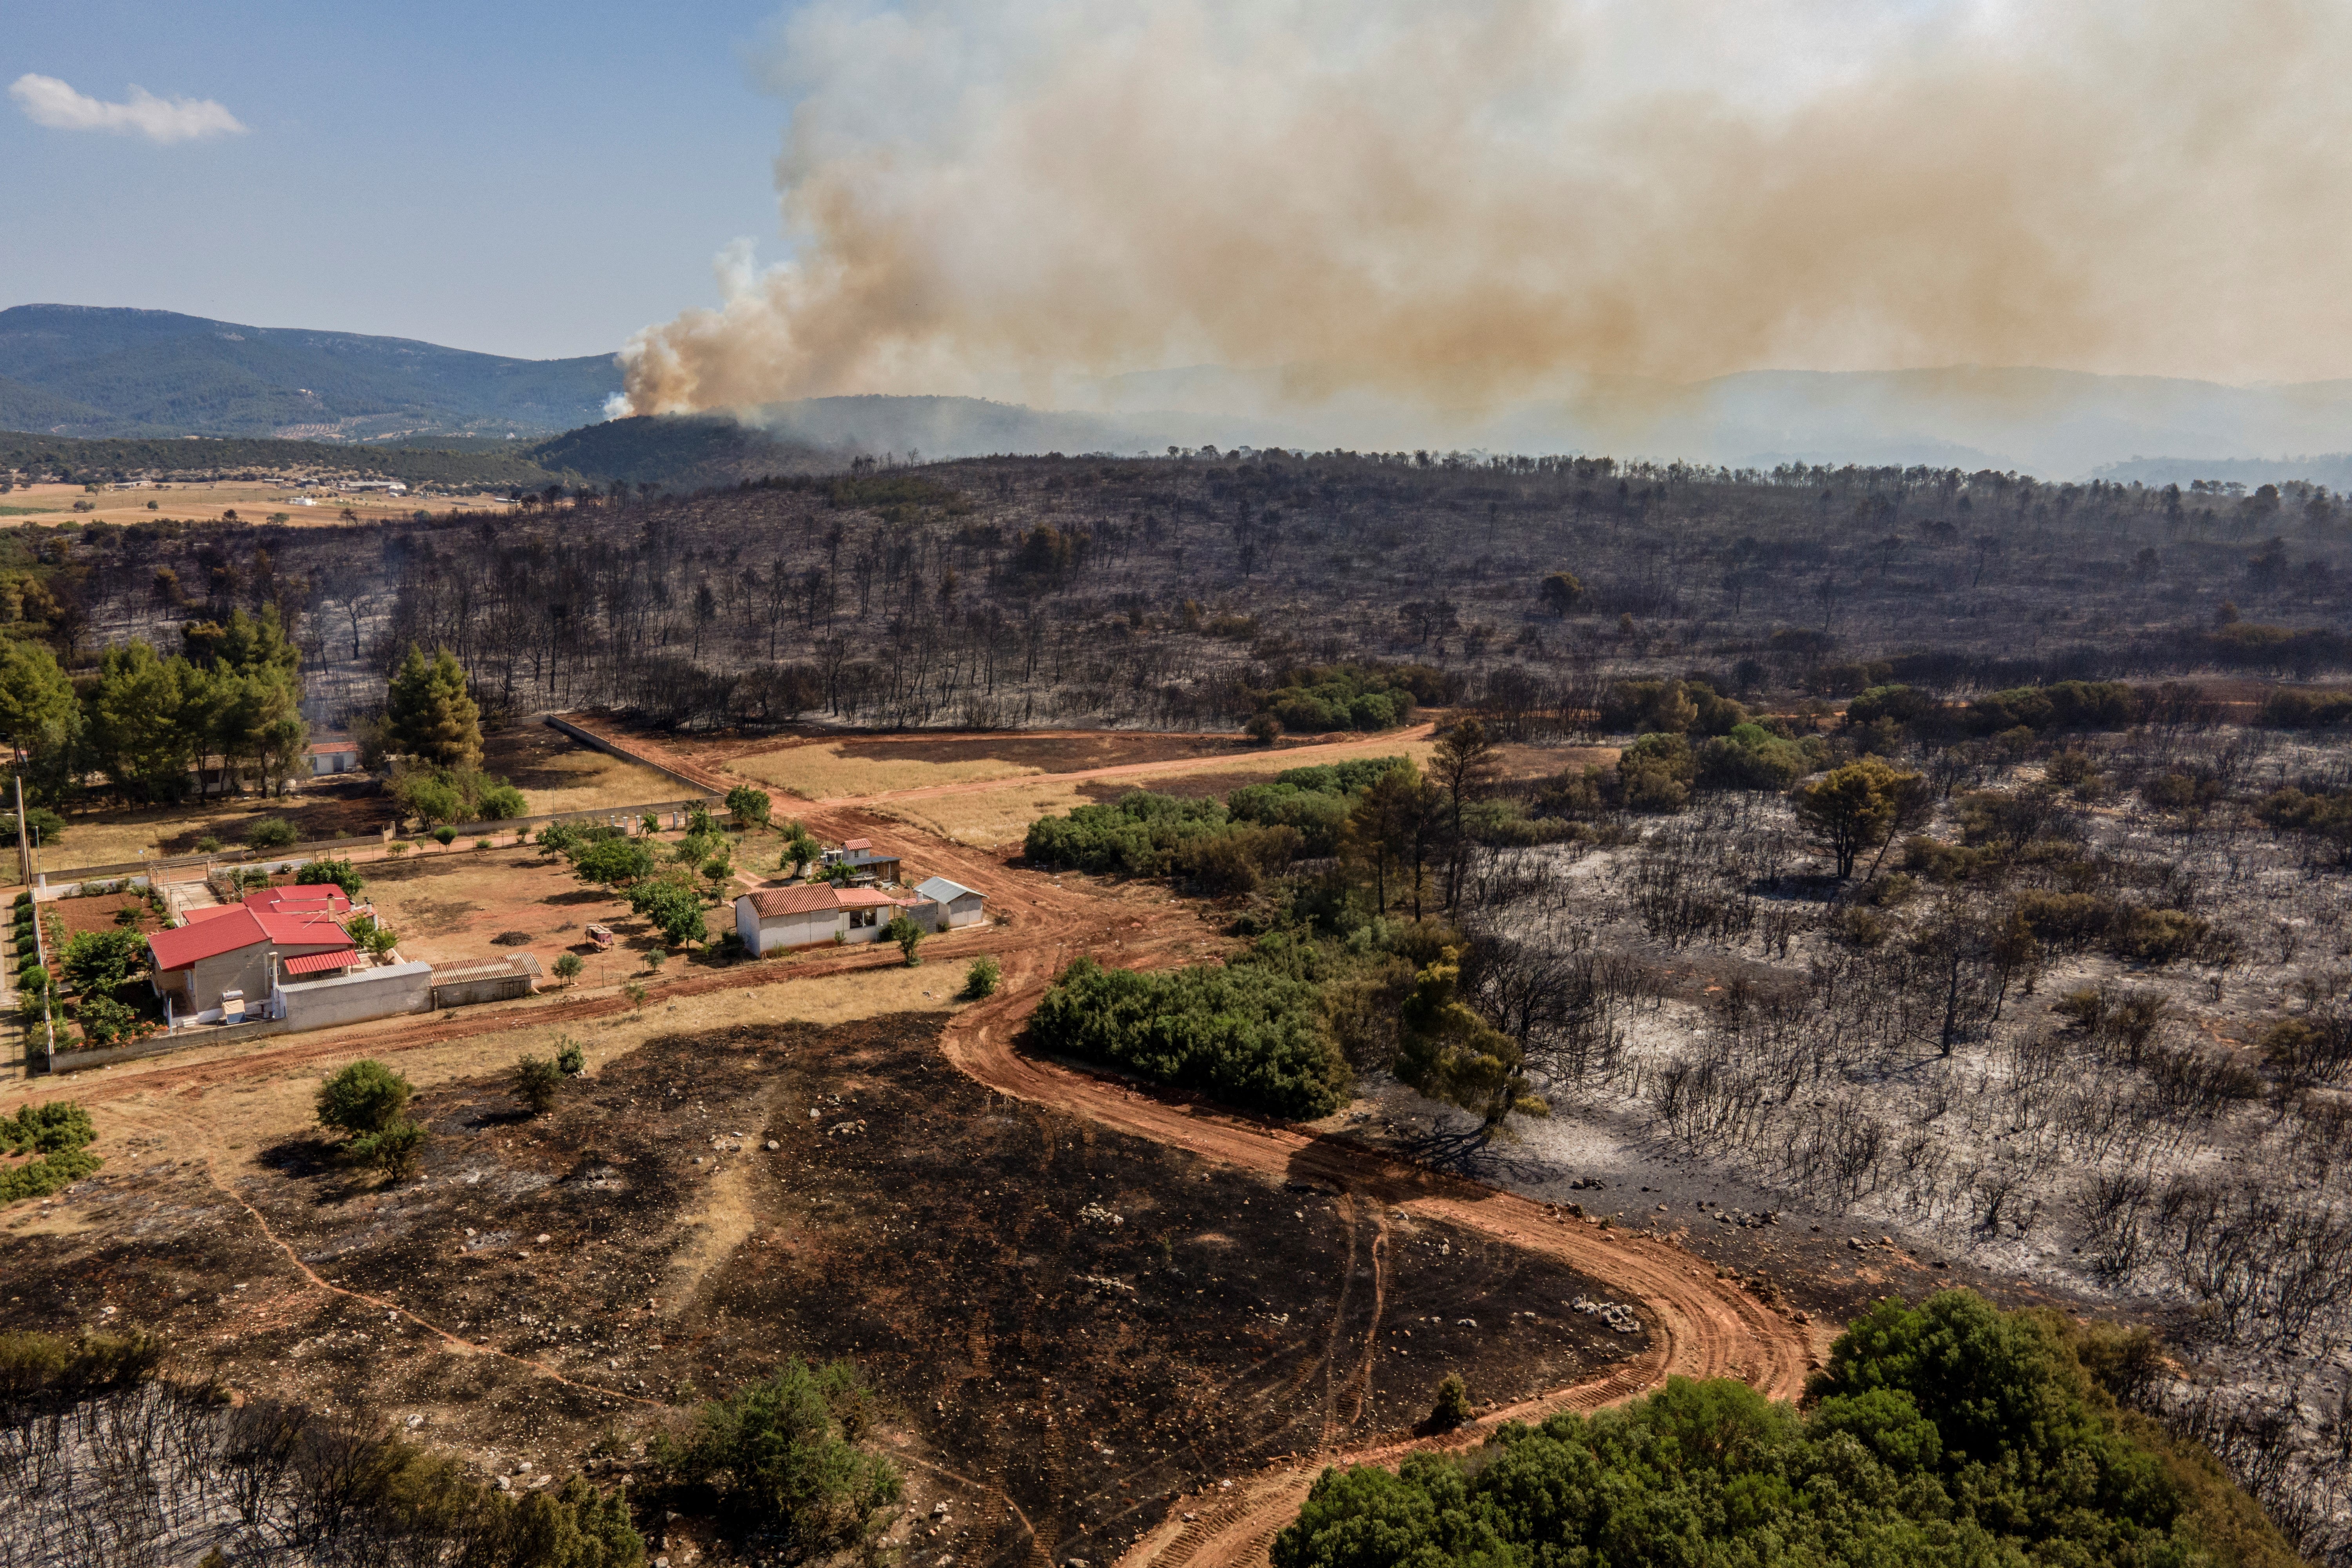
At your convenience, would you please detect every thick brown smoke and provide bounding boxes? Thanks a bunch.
[620,0,2352,417]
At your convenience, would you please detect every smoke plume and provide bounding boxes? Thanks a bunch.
[619,0,2352,419]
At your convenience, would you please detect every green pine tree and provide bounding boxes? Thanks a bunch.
[385,645,483,770]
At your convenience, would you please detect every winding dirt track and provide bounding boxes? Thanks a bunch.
[583,723,1821,1568]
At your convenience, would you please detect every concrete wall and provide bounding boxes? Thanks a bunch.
[746,906,839,955]
[276,961,433,1031]
[432,973,531,1008]
[183,943,349,1016]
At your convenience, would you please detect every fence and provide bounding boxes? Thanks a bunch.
[543,713,722,797]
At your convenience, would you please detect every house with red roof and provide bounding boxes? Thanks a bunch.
[147,884,359,1020]
[733,882,917,956]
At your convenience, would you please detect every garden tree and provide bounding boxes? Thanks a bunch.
[182,604,301,687]
[571,837,657,889]
[780,822,823,877]
[245,817,296,849]
[1394,948,1544,1130]
[88,641,196,803]
[886,913,923,965]
[553,952,584,985]
[0,639,75,768]
[1792,756,1929,879]
[654,1360,902,1553]
[511,1054,563,1115]
[345,914,400,959]
[1537,570,1584,616]
[725,782,771,829]
[629,877,710,949]
[303,858,365,900]
[1427,717,1500,910]
[59,929,146,996]
[384,644,483,769]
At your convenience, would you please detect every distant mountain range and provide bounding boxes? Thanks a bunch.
[0,304,622,440]
[5,303,2351,484]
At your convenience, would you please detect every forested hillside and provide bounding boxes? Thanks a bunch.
[0,305,621,440]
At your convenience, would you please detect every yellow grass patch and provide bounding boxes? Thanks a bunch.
[2,481,512,529]
[878,739,1440,847]
[732,742,1042,800]
[504,748,682,818]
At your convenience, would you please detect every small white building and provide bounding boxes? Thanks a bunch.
[911,876,987,932]
[734,884,916,957]
[309,738,361,776]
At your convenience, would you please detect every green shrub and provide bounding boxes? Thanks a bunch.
[0,1101,102,1204]
[554,1036,585,1075]
[345,1120,428,1180]
[652,1360,900,1552]
[317,1060,413,1137]
[1274,1291,2300,1568]
[432,825,458,847]
[1428,1374,1471,1430]
[73,993,154,1048]
[245,817,298,849]
[1030,956,1347,1118]
[512,1054,563,1115]
[963,955,1001,999]
[886,913,923,965]
[553,953,584,984]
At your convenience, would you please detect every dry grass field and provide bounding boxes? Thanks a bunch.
[876,735,1441,846]
[0,481,515,528]
[731,740,1043,800]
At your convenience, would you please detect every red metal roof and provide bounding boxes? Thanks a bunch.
[308,739,359,755]
[244,884,352,916]
[282,950,356,976]
[147,907,355,971]
[840,838,873,851]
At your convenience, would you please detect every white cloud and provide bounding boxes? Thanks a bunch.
[9,73,245,144]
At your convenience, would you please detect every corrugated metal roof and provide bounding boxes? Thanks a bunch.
[742,884,841,917]
[915,875,979,903]
[283,950,356,976]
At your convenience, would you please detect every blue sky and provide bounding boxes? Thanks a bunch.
[4,0,792,360]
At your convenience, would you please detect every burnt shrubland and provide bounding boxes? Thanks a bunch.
[23,453,2349,739]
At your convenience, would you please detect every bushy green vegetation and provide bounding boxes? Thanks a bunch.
[393,762,526,826]
[1247,663,1449,733]
[316,1060,428,1178]
[73,608,309,805]
[651,1359,900,1555]
[1228,757,1411,855]
[0,1101,101,1203]
[962,955,1000,998]
[1276,1291,2297,1568]
[1025,790,1232,875]
[1030,953,1349,1119]
[385,645,485,771]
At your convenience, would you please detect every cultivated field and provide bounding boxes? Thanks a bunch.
[0,480,515,528]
